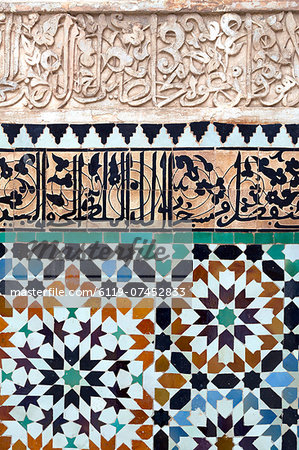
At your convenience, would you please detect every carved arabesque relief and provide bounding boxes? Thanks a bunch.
[0,11,298,110]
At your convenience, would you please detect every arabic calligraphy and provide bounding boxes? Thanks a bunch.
[0,148,297,229]
[0,12,298,109]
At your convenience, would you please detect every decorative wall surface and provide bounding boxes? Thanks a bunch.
[0,11,298,111]
[0,2,298,449]
[0,122,298,231]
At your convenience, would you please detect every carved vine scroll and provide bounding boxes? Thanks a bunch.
[0,11,298,110]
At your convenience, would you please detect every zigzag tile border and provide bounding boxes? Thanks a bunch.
[0,123,298,148]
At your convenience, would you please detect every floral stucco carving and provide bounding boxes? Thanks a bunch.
[0,11,298,110]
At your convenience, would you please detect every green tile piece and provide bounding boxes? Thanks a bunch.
[17,232,36,242]
[213,232,234,244]
[155,233,172,243]
[121,232,152,244]
[255,232,273,244]
[0,232,16,243]
[285,260,299,277]
[104,232,120,243]
[173,244,189,259]
[156,260,171,277]
[274,232,294,244]
[64,232,102,243]
[193,232,212,243]
[36,232,63,242]
[267,245,285,260]
[174,232,192,243]
[294,233,299,244]
[235,232,254,244]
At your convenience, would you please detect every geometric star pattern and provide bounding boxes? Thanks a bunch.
[0,237,298,449]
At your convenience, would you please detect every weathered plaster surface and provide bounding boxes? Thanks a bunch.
[0,4,298,123]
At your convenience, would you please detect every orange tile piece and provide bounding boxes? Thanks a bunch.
[135,390,153,410]
[116,298,132,314]
[130,410,149,424]
[0,423,7,436]
[265,297,284,315]
[208,354,225,373]
[132,441,150,450]
[12,441,27,450]
[263,317,283,334]
[171,318,189,334]
[216,436,234,450]
[0,317,8,332]
[209,261,226,280]
[131,335,150,349]
[245,349,261,368]
[65,264,80,291]
[155,355,170,372]
[101,436,116,450]
[155,388,169,406]
[28,303,43,320]
[28,435,43,450]
[260,282,280,297]
[136,351,154,370]
[193,265,208,283]
[228,261,245,279]
[175,336,193,351]
[133,299,154,319]
[0,333,14,347]
[158,373,187,388]
[227,354,245,372]
[192,351,207,369]
[136,425,153,440]
[260,335,278,350]
[0,437,11,450]
[102,304,117,322]
[137,319,154,334]
[246,266,261,284]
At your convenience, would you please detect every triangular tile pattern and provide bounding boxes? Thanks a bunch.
[0,238,297,448]
[1,122,297,148]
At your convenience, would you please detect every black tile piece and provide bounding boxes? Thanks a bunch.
[25,125,45,144]
[244,245,264,262]
[190,122,210,143]
[164,123,185,144]
[261,124,282,143]
[156,304,171,330]
[285,124,299,144]
[2,124,22,144]
[214,122,234,143]
[169,389,190,409]
[262,261,284,281]
[94,124,115,145]
[171,352,191,373]
[243,371,262,390]
[155,333,172,351]
[237,124,258,143]
[261,350,282,371]
[47,124,68,144]
[70,125,91,144]
[214,245,242,260]
[191,373,208,390]
[153,409,170,427]
[117,124,137,144]
[141,124,162,144]
[260,388,282,408]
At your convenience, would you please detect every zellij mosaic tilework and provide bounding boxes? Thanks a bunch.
[0,123,298,450]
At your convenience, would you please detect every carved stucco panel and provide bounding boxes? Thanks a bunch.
[0,11,298,112]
